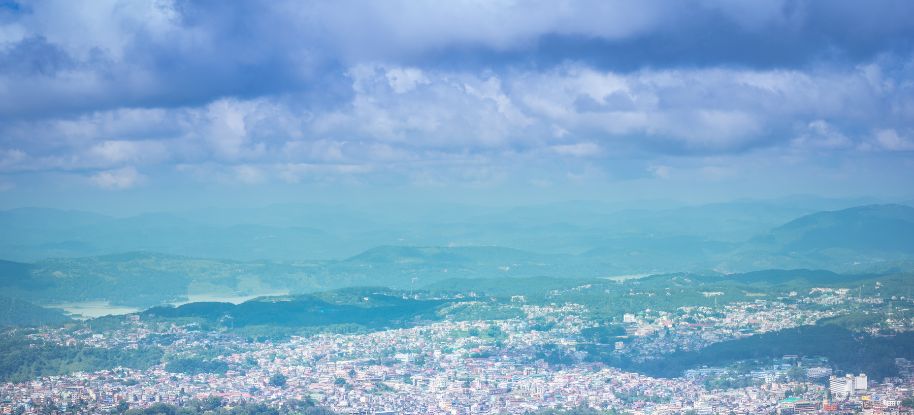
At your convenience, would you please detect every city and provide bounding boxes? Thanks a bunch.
[3,279,914,415]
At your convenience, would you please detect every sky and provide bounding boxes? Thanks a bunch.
[0,0,913,212]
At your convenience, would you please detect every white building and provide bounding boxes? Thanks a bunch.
[829,373,867,399]
[853,373,867,391]
[829,375,852,399]
[806,367,832,379]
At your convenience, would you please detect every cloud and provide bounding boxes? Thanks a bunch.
[791,120,853,150]
[89,166,143,189]
[1,0,913,119]
[233,164,265,184]
[872,129,914,151]
[0,1,911,196]
[0,57,911,188]
[87,140,169,165]
[278,163,374,184]
[647,164,672,179]
[385,67,429,94]
[551,142,602,157]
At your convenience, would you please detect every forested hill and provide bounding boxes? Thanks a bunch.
[1,203,913,309]
[763,204,914,253]
[0,296,70,327]
[142,290,446,330]
[609,325,914,380]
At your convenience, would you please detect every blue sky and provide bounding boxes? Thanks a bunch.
[0,0,913,212]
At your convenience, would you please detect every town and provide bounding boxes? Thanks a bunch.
[3,283,913,415]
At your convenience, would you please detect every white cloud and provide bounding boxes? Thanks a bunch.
[87,140,169,165]
[648,164,672,179]
[0,56,910,188]
[791,120,853,150]
[233,164,266,184]
[0,149,27,170]
[385,67,429,93]
[550,142,602,157]
[873,129,914,151]
[89,166,143,189]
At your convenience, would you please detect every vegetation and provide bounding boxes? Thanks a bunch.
[585,325,914,379]
[269,373,288,387]
[529,406,622,415]
[0,296,71,327]
[116,398,335,415]
[428,269,901,322]
[0,333,162,382]
[143,289,446,331]
[580,324,626,344]
[164,357,229,375]
[3,203,913,309]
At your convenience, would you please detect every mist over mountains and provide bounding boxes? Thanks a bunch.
[0,196,889,261]
[0,197,912,311]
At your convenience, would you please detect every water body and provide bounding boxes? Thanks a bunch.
[171,291,289,306]
[48,291,290,319]
[602,273,652,282]
[48,301,142,320]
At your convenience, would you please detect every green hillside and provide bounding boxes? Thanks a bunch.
[0,296,71,327]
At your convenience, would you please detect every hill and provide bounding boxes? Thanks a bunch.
[0,198,874,262]
[0,296,71,327]
[142,289,445,331]
[0,259,40,288]
[766,204,914,253]
[2,203,912,309]
[613,326,914,379]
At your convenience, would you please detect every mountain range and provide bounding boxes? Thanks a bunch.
[0,202,911,311]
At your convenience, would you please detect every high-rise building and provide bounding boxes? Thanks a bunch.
[854,373,868,391]
[829,375,853,399]
[829,373,867,399]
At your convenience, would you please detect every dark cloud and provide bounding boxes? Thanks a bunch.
[0,35,73,76]
[0,0,912,196]
[410,0,914,72]
[1,0,912,119]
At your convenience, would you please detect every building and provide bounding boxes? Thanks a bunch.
[829,375,852,399]
[829,373,868,399]
[854,373,867,391]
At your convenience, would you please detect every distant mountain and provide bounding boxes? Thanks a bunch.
[718,204,914,272]
[0,207,369,261]
[727,269,876,285]
[0,296,70,327]
[0,197,882,262]
[346,245,548,265]
[2,202,913,308]
[0,252,326,308]
[0,246,598,308]
[0,259,35,288]
[0,207,110,230]
[765,204,914,253]
[582,236,732,273]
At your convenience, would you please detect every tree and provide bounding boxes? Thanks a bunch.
[902,397,914,408]
[269,373,287,387]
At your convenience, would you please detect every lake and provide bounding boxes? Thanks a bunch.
[48,291,290,319]
[47,301,142,320]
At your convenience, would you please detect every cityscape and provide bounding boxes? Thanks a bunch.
[4,275,914,414]
[2,1,914,414]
